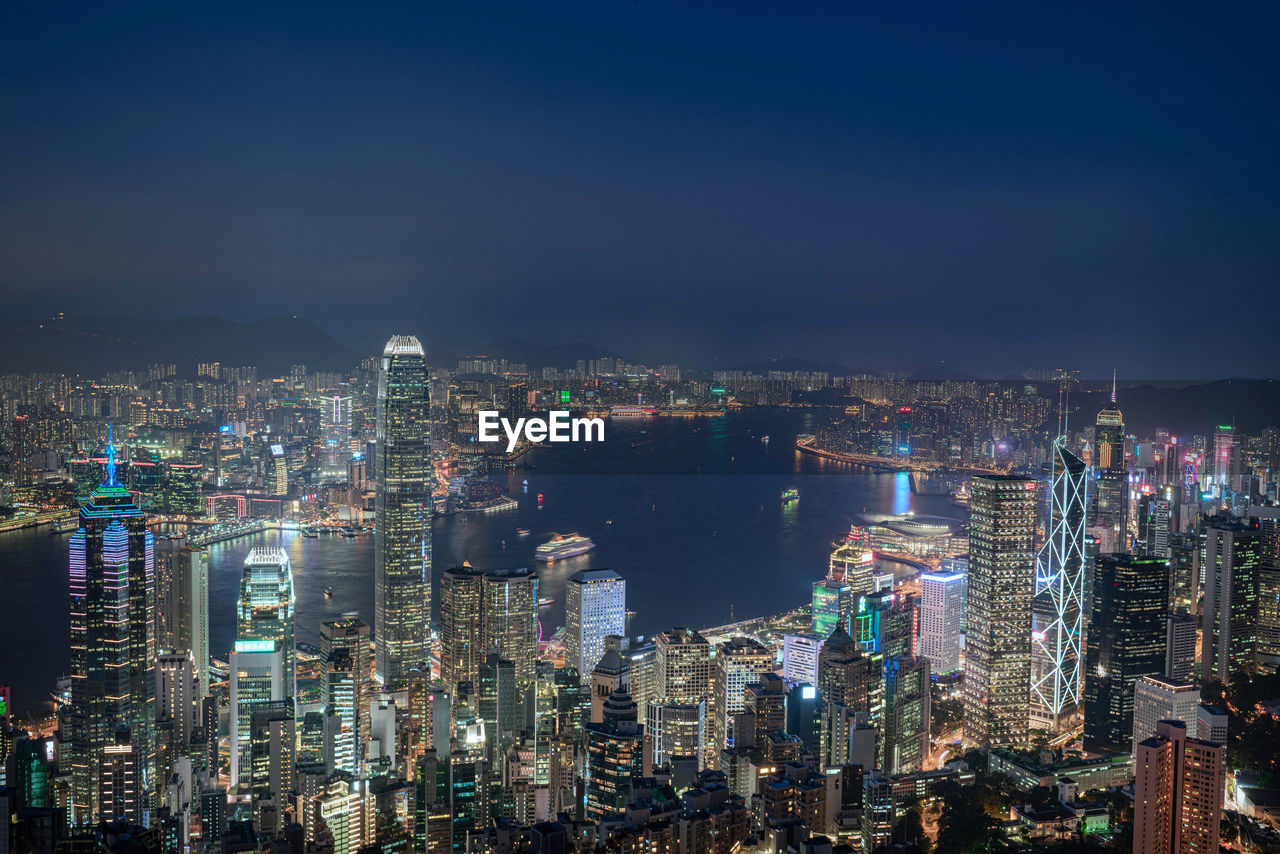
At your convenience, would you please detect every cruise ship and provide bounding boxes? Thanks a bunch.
[535,533,596,562]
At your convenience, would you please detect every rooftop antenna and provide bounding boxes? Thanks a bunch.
[1053,369,1074,444]
[105,423,118,486]
[1111,369,1117,405]
[1063,382,1070,439]
[1056,383,1064,440]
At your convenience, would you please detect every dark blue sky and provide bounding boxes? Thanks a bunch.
[2,3,1277,376]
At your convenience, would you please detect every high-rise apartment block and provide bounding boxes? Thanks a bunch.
[1133,720,1225,854]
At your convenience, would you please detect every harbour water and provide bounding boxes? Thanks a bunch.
[0,409,960,713]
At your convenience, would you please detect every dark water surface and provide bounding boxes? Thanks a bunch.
[0,410,959,712]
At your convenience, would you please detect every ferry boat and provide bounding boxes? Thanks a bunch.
[463,494,518,513]
[324,587,334,597]
[302,529,320,539]
[781,487,799,503]
[52,516,80,534]
[609,405,658,417]
[537,597,554,607]
[341,530,357,538]
[516,528,531,536]
[535,533,596,562]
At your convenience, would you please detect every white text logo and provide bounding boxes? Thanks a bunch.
[477,410,605,452]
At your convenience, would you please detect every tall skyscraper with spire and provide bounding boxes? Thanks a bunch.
[1031,382,1089,734]
[68,426,156,824]
[375,335,432,687]
[1092,372,1128,551]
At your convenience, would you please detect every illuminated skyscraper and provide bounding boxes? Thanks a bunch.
[158,544,210,696]
[566,569,626,680]
[645,699,705,770]
[829,538,874,595]
[321,616,371,773]
[1165,612,1197,682]
[375,335,432,687]
[478,653,520,772]
[811,578,856,637]
[1212,425,1238,490]
[162,462,204,516]
[439,565,485,691]
[98,727,143,824]
[1247,505,1280,672]
[962,475,1036,748]
[1030,438,1088,734]
[268,444,288,496]
[711,636,772,765]
[11,414,33,488]
[481,568,539,692]
[68,428,156,824]
[857,590,929,774]
[1084,555,1167,754]
[817,625,883,768]
[439,565,539,694]
[813,539,873,637]
[229,640,284,787]
[1200,517,1261,682]
[918,570,965,675]
[583,688,643,821]
[238,547,296,702]
[1091,375,1128,550]
[155,652,196,745]
[781,632,825,686]
[1138,494,1172,559]
[654,627,712,704]
[323,394,354,474]
[248,700,295,838]
[1132,675,1199,756]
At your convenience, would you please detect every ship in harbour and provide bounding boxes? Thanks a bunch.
[781,487,799,503]
[51,516,80,534]
[535,533,596,562]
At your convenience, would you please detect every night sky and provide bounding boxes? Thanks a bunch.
[2,3,1278,377]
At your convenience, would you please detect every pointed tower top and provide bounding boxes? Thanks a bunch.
[1111,369,1117,405]
[105,423,118,486]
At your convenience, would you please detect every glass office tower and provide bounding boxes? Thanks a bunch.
[375,335,432,687]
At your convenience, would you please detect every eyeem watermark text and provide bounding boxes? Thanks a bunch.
[478,410,605,452]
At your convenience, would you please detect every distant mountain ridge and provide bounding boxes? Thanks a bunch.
[468,338,627,370]
[728,357,874,376]
[1071,380,1280,437]
[6,315,1278,439]
[0,314,360,376]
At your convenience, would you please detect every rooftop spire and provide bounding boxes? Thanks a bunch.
[1111,369,1117,405]
[105,423,118,486]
